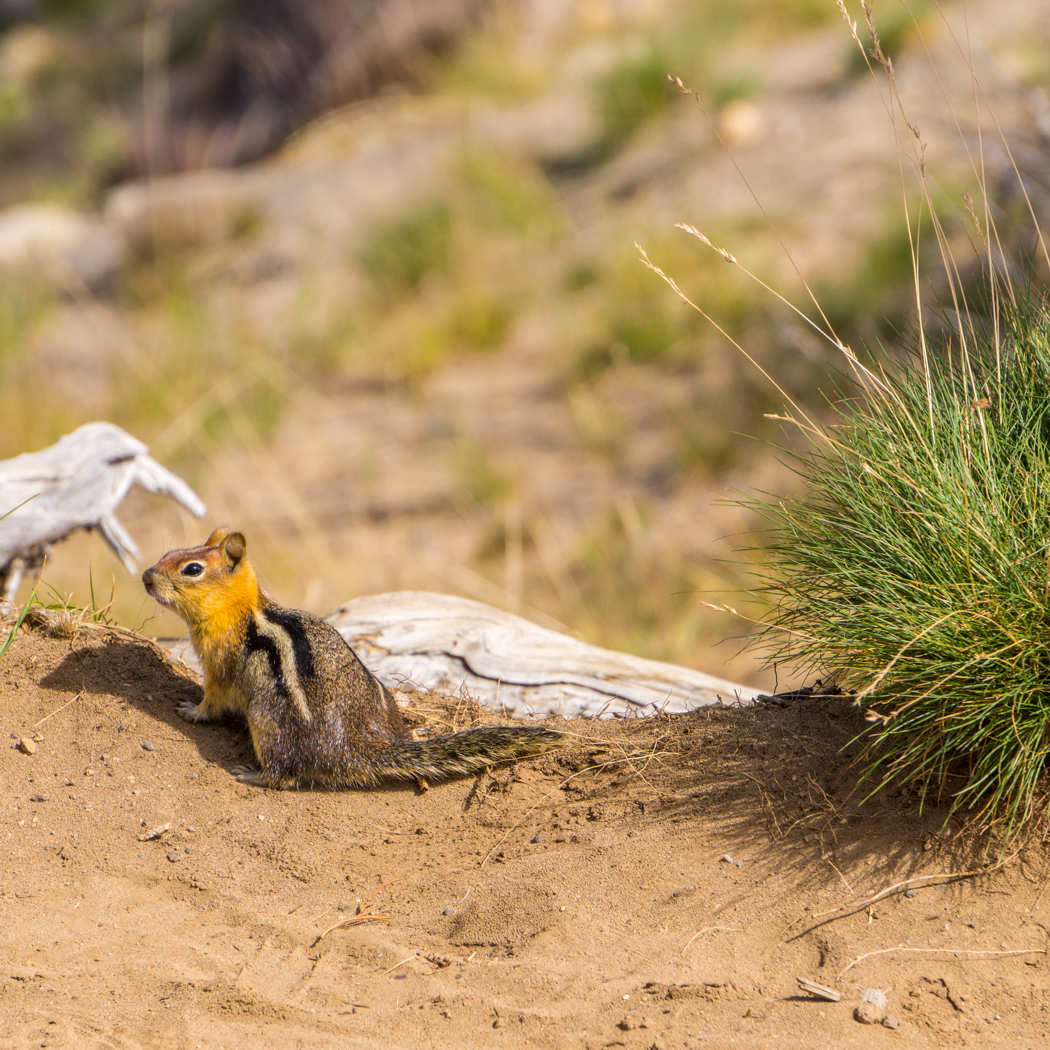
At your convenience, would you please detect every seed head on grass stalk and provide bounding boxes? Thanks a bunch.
[751,287,1050,841]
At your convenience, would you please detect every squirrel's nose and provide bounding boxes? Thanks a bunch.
[141,568,155,593]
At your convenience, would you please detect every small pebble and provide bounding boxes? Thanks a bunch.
[719,854,734,864]
[854,1002,886,1025]
[442,908,454,916]
[904,890,916,898]
[617,1018,647,1031]
[17,737,35,755]
[166,850,182,863]
[141,741,155,752]
[882,1014,900,1029]
[29,795,45,803]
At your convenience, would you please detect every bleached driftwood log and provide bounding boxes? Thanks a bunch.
[164,591,760,718]
[327,592,760,717]
[0,422,206,601]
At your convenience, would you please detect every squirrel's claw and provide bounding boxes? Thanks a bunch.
[233,765,266,787]
[176,700,207,722]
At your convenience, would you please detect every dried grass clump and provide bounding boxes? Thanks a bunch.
[757,288,1050,837]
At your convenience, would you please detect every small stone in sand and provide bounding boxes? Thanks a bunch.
[17,737,35,755]
[854,1002,887,1025]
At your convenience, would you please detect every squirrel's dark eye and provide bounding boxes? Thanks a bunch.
[181,562,204,577]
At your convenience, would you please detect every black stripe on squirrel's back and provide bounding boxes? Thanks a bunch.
[262,606,317,681]
[246,617,285,694]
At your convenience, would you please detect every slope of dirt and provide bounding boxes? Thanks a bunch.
[2,621,1049,1049]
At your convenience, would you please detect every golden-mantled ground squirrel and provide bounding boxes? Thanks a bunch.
[142,528,565,789]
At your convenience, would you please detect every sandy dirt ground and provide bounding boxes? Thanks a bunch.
[2,620,1050,1049]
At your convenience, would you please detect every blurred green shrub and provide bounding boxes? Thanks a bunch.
[595,46,677,157]
[357,199,454,298]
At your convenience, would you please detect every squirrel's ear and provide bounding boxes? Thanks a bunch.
[221,532,247,573]
[206,526,231,547]
[219,531,247,573]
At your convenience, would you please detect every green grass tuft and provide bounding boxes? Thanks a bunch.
[753,285,1050,840]
[595,47,678,157]
[357,199,454,298]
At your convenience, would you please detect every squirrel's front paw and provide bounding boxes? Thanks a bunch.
[176,700,207,722]
[233,765,266,787]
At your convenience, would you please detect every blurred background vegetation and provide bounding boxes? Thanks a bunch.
[0,0,1047,685]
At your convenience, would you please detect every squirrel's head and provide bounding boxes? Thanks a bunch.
[142,527,258,628]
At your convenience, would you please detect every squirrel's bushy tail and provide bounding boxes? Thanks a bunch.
[368,725,566,783]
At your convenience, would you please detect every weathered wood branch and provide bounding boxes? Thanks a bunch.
[163,591,760,718]
[0,422,206,601]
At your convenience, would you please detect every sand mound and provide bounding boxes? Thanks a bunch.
[2,620,1047,1048]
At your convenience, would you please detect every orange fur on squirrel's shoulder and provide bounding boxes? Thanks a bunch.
[141,527,260,675]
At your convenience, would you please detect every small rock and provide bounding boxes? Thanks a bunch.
[719,854,734,864]
[854,1002,887,1025]
[141,741,155,751]
[883,1014,901,1029]
[442,908,454,916]
[904,890,916,898]
[166,850,182,863]
[29,794,45,803]
[860,989,888,1010]
[0,203,126,292]
[718,99,766,147]
[17,737,35,755]
[138,822,172,842]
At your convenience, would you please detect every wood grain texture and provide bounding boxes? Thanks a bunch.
[0,422,206,600]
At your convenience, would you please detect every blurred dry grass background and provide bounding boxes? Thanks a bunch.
[2,0,1050,686]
